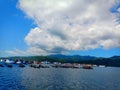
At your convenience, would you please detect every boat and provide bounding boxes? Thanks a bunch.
[30,64,40,68]
[40,64,49,68]
[0,59,5,62]
[72,64,80,68]
[5,59,14,64]
[82,64,93,69]
[99,65,105,67]
[61,63,73,68]
[0,59,5,64]
[51,63,61,68]
[73,65,80,68]
[93,65,97,67]
[16,61,22,64]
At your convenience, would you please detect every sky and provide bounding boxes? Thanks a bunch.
[0,0,120,57]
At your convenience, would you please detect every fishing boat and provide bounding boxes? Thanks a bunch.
[0,59,4,62]
[99,65,105,67]
[72,64,81,68]
[30,64,40,68]
[82,64,93,69]
[40,64,49,68]
[16,61,22,64]
[5,59,14,64]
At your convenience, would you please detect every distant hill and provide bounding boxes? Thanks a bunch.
[49,54,96,60]
[1,55,120,67]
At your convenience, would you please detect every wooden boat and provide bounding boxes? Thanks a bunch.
[30,64,40,68]
[40,64,49,68]
[72,64,80,68]
[82,64,93,69]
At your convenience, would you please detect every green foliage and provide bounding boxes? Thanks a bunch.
[1,55,120,67]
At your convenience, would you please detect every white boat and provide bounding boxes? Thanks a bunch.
[93,65,97,67]
[99,65,105,67]
[0,59,4,62]
[16,61,22,64]
[5,59,14,64]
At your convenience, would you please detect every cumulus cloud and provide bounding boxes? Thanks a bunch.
[7,0,120,56]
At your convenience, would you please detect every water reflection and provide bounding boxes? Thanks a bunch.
[0,66,120,90]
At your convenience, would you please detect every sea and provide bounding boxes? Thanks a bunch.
[0,65,120,90]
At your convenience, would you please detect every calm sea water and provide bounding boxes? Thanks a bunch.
[0,65,120,90]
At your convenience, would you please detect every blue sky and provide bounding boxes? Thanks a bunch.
[0,0,120,57]
[0,0,36,56]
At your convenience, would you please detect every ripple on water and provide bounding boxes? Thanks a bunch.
[0,66,120,90]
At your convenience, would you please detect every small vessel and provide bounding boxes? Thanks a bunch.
[99,65,105,67]
[82,64,93,69]
[5,59,14,64]
[30,64,40,68]
[0,59,5,62]
[72,64,80,69]
[61,63,73,68]
[16,61,22,64]
[0,59,5,65]
[93,65,97,67]
[51,63,61,68]
[40,64,49,68]
[73,65,79,68]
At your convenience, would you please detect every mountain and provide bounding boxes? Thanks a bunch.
[48,54,96,60]
[1,55,120,67]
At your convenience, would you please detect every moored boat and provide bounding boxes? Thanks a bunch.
[40,64,49,68]
[5,59,14,64]
[82,64,93,69]
[30,64,40,68]
[99,65,105,67]
[0,59,5,62]
[16,61,22,64]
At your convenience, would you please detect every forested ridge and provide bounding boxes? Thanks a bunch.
[1,55,120,67]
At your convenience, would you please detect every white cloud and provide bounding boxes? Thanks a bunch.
[7,0,120,56]
[117,7,120,12]
[6,47,47,56]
